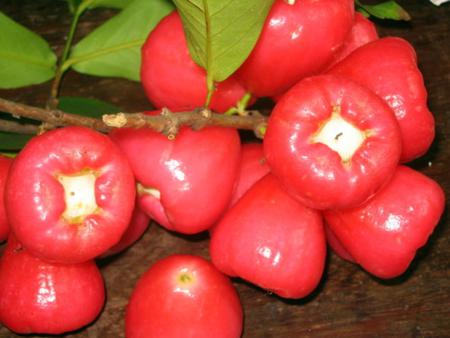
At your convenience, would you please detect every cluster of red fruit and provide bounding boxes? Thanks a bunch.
[0,1,445,337]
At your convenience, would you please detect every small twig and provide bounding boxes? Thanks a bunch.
[0,120,39,134]
[0,98,109,132]
[0,97,268,139]
[102,109,268,138]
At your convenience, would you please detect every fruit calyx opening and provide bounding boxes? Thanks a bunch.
[57,169,99,224]
[177,267,196,286]
[310,106,367,163]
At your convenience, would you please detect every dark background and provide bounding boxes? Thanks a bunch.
[0,1,449,337]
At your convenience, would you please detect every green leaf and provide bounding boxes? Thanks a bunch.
[356,7,370,18]
[173,0,274,86]
[57,96,122,118]
[0,132,32,151]
[0,11,57,89]
[67,0,174,81]
[88,0,131,9]
[356,1,411,21]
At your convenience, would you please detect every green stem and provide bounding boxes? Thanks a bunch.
[225,92,253,116]
[47,0,93,109]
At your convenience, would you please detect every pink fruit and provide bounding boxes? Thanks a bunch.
[0,155,12,242]
[5,126,136,263]
[324,166,445,278]
[110,119,241,234]
[126,254,243,338]
[236,0,354,97]
[0,236,105,335]
[141,11,250,113]
[328,37,434,162]
[327,12,379,68]
[210,174,326,299]
[230,142,270,206]
[100,202,150,258]
[264,75,402,210]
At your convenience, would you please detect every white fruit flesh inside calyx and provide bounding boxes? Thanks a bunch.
[58,172,98,223]
[137,182,161,200]
[311,110,366,163]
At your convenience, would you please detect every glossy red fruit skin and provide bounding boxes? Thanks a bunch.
[328,37,434,162]
[141,11,249,113]
[324,165,445,279]
[110,121,241,234]
[0,155,12,241]
[125,254,243,338]
[210,174,326,299]
[0,236,105,335]
[100,203,150,258]
[5,126,136,263]
[236,0,354,97]
[230,142,270,206]
[327,12,379,68]
[264,75,402,210]
[324,224,355,262]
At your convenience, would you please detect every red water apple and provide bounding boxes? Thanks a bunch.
[264,75,402,210]
[328,37,434,162]
[5,126,136,263]
[0,155,12,242]
[210,174,326,299]
[0,236,105,335]
[100,202,150,258]
[327,12,379,68]
[324,165,445,278]
[236,0,354,97]
[324,224,355,262]
[125,254,243,338]
[230,142,270,206]
[141,11,250,113]
[110,120,241,234]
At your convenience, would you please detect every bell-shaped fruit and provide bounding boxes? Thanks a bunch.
[328,37,434,162]
[210,174,326,299]
[327,12,379,68]
[236,0,354,97]
[324,165,445,278]
[126,254,243,338]
[5,126,136,263]
[264,75,402,210]
[141,11,250,113]
[110,121,241,234]
[0,236,105,335]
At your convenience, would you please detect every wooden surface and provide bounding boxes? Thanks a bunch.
[1,1,449,337]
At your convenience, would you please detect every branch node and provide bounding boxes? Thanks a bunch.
[38,122,55,135]
[103,113,127,128]
[160,108,180,139]
[200,108,212,119]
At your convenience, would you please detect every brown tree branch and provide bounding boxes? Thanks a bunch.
[0,98,268,139]
[102,108,268,139]
[0,119,39,134]
[0,98,110,133]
